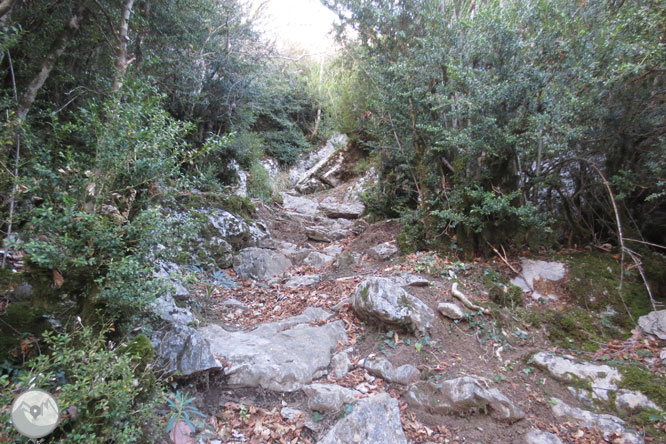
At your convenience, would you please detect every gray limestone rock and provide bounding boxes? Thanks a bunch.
[368,241,399,260]
[550,398,643,444]
[353,277,435,333]
[510,258,566,301]
[151,324,222,376]
[303,383,360,412]
[403,377,525,423]
[532,352,620,402]
[303,252,334,268]
[319,199,365,219]
[438,302,465,320]
[393,364,420,385]
[233,247,292,281]
[317,393,407,444]
[281,193,320,216]
[525,430,563,444]
[638,310,666,340]
[330,351,352,379]
[284,274,322,289]
[615,389,661,416]
[200,308,346,392]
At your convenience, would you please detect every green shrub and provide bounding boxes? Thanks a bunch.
[0,326,162,443]
[246,162,274,201]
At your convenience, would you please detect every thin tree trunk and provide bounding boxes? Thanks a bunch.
[16,6,85,122]
[0,0,16,19]
[113,0,135,92]
[310,54,325,140]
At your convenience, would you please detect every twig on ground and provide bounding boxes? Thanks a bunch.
[451,283,490,315]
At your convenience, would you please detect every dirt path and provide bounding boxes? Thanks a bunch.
[173,173,661,444]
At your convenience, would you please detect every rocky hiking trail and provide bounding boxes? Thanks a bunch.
[152,136,666,444]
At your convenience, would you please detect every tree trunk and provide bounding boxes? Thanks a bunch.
[0,0,16,19]
[113,0,135,92]
[16,5,85,122]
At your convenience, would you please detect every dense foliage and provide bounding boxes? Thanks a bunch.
[323,0,666,254]
[0,0,320,441]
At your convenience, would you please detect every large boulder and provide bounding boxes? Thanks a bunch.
[404,377,525,423]
[152,324,222,376]
[149,291,221,376]
[532,352,621,402]
[638,310,666,340]
[352,277,435,333]
[550,398,643,444]
[206,209,269,250]
[317,393,407,444]
[233,247,292,281]
[200,308,346,392]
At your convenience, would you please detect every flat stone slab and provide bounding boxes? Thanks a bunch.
[551,398,643,444]
[404,377,525,423]
[319,200,365,219]
[532,352,620,402]
[510,258,566,301]
[200,308,346,392]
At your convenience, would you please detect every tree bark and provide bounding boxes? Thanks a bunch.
[16,5,85,122]
[0,0,16,19]
[112,0,135,92]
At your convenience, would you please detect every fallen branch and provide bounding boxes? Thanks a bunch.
[451,283,490,315]
[487,242,534,294]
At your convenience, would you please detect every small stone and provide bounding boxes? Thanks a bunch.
[284,274,321,289]
[393,364,420,385]
[330,351,352,379]
[303,383,360,412]
[438,302,464,320]
[280,407,304,421]
[525,429,563,444]
[359,357,395,381]
[303,252,334,268]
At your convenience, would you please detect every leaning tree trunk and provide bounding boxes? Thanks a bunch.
[0,0,16,19]
[16,5,86,122]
